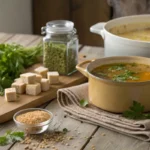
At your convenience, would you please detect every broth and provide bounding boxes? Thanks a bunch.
[91,63,150,82]
[116,28,150,41]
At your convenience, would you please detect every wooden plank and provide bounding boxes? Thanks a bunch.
[10,100,98,150]
[0,43,86,150]
[71,0,110,46]
[84,127,150,150]
[0,102,51,150]
[0,34,46,150]
[0,120,17,150]
[79,46,104,61]
[0,34,43,123]
[27,36,42,47]
[0,34,87,123]
[0,33,14,43]
[0,69,87,123]
[0,87,51,150]
[5,34,39,46]
[32,0,70,34]
[0,41,85,122]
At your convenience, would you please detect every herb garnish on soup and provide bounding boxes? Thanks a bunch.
[91,63,150,82]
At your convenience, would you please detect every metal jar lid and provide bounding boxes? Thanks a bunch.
[41,20,74,34]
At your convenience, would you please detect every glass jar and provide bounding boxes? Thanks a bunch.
[41,20,78,75]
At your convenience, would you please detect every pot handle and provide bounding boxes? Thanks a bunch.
[90,22,106,39]
[76,60,94,78]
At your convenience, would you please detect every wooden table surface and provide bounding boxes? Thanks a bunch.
[0,33,150,150]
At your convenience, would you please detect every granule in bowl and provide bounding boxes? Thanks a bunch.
[13,108,53,134]
[16,110,51,125]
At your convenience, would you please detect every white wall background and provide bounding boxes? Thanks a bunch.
[0,0,32,34]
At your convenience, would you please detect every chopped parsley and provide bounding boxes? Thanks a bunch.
[123,101,150,119]
[0,131,24,146]
[79,99,89,107]
[108,64,125,71]
[113,70,139,82]
[62,128,68,134]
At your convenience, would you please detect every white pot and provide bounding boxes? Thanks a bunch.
[90,15,150,57]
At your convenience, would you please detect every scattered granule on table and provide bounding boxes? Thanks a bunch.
[101,133,106,136]
[67,136,73,140]
[66,143,69,146]
[24,145,29,149]
[16,110,51,124]
[20,131,74,149]
[91,145,96,150]
[21,136,32,144]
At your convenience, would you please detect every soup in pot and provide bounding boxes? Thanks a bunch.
[116,28,150,41]
[109,23,150,41]
[91,63,150,82]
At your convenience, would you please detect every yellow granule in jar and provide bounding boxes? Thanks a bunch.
[16,110,51,125]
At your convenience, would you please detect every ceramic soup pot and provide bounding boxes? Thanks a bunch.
[76,56,150,113]
[90,15,150,57]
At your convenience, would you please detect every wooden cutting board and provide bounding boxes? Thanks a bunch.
[0,62,87,123]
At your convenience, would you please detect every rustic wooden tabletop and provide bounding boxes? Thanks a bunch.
[0,33,150,150]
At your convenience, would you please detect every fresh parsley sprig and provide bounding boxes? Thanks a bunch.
[0,43,42,95]
[113,70,139,82]
[0,130,24,146]
[79,99,88,107]
[123,101,150,119]
[108,64,125,71]
[62,128,68,134]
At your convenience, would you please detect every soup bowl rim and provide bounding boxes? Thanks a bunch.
[86,56,150,85]
[104,14,150,45]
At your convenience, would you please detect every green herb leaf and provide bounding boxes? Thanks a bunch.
[0,131,24,146]
[0,136,8,146]
[123,101,149,119]
[130,76,139,81]
[62,128,68,134]
[10,131,24,140]
[79,99,89,107]
[108,64,125,71]
[113,70,139,82]
[0,43,42,95]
